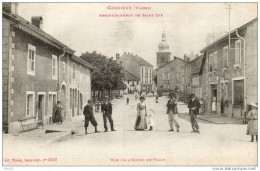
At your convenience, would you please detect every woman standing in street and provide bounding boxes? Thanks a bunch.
[247,103,258,142]
[134,96,147,130]
[55,100,63,124]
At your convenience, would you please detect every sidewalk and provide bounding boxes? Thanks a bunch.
[198,114,244,124]
[3,115,85,144]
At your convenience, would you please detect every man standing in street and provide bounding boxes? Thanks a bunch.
[188,94,201,134]
[101,96,116,132]
[166,93,180,132]
[83,100,100,135]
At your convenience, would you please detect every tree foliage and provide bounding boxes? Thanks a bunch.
[80,51,127,91]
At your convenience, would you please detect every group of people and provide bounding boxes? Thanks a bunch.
[58,91,258,142]
[134,93,201,133]
[83,96,116,135]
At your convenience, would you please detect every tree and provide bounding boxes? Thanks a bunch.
[80,51,126,99]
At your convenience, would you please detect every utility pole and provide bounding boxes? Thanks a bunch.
[225,3,232,49]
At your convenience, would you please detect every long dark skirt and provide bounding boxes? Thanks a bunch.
[55,110,63,123]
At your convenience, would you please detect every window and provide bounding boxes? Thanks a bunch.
[213,51,217,70]
[48,94,53,115]
[70,89,72,109]
[150,69,152,83]
[163,72,170,80]
[208,54,213,72]
[72,64,76,80]
[48,93,57,115]
[52,55,58,79]
[27,44,36,75]
[26,91,35,116]
[163,84,169,90]
[223,46,228,68]
[145,68,148,83]
[80,93,83,110]
[63,62,66,79]
[162,73,165,80]
[235,40,241,64]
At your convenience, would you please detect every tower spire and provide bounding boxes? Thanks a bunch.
[162,30,166,41]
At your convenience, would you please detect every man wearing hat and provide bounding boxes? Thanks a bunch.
[101,96,116,132]
[188,93,201,133]
[83,100,99,134]
[166,93,180,132]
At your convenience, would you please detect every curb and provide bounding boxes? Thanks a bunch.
[46,129,74,144]
[198,117,243,125]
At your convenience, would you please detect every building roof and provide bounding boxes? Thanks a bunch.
[3,11,95,70]
[3,11,75,54]
[156,57,186,71]
[73,56,94,70]
[200,17,257,53]
[121,53,153,67]
[124,70,140,81]
[189,55,203,74]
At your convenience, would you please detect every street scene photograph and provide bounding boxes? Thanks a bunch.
[2,2,258,167]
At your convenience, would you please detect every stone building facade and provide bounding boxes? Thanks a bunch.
[200,18,257,117]
[156,57,187,92]
[117,53,155,94]
[2,3,93,133]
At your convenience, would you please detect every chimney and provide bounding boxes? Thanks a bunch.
[184,54,187,61]
[3,2,18,15]
[116,53,120,60]
[174,56,177,60]
[187,57,190,62]
[31,16,43,29]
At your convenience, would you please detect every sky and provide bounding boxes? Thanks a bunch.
[18,3,257,67]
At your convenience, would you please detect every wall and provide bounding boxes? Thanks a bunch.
[2,17,12,133]
[157,59,186,92]
[67,59,91,118]
[10,28,62,132]
[118,55,141,79]
[156,52,171,69]
[245,20,257,105]
[202,20,257,117]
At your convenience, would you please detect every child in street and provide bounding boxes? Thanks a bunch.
[146,109,155,131]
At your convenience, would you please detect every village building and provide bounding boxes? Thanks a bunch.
[116,53,155,95]
[200,18,257,117]
[156,31,187,93]
[156,57,187,93]
[189,55,204,98]
[123,69,140,94]
[2,3,93,133]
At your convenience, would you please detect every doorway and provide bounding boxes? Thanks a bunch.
[211,84,217,113]
[61,84,66,118]
[37,93,45,122]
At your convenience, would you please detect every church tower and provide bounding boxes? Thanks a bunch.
[156,31,171,69]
